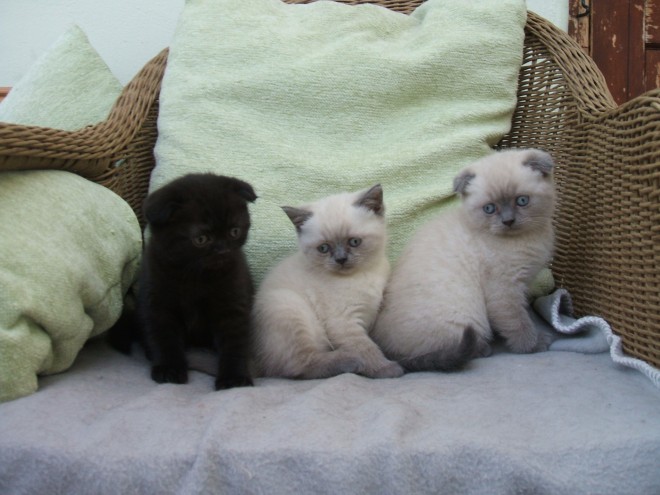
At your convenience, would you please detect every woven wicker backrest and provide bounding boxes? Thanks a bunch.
[0,0,658,368]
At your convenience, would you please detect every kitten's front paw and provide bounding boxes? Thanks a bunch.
[531,328,554,353]
[215,375,254,390]
[151,364,188,384]
[476,339,493,358]
[506,327,547,354]
[333,355,363,375]
[369,361,405,379]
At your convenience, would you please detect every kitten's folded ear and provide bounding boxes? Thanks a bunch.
[229,178,257,203]
[282,206,312,233]
[523,149,554,177]
[356,184,384,216]
[143,188,181,227]
[453,170,475,195]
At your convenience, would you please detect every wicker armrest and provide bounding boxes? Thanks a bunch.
[0,49,169,224]
[554,89,660,367]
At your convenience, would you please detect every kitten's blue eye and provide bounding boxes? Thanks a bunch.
[348,238,361,247]
[483,203,496,215]
[229,227,241,239]
[192,234,212,247]
[317,243,331,254]
[516,195,530,207]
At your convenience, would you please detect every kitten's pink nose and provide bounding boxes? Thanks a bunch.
[502,219,515,227]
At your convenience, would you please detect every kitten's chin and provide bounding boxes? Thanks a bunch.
[492,224,527,236]
[201,252,232,270]
[493,226,518,236]
[327,263,357,275]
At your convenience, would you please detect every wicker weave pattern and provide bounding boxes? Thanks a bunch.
[1,1,658,368]
[554,92,660,367]
[502,14,660,368]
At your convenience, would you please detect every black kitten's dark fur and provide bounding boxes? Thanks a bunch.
[114,173,257,391]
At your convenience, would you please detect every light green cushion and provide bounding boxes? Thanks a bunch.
[153,0,526,284]
[0,171,142,402]
[0,26,140,402]
[0,25,122,130]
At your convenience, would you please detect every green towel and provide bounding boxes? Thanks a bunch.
[153,0,526,284]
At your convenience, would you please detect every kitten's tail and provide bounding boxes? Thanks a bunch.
[399,326,478,372]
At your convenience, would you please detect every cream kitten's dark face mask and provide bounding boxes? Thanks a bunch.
[315,236,363,272]
[478,192,537,235]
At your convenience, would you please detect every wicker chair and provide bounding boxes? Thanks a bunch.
[0,0,658,370]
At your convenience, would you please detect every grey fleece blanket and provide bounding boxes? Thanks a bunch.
[0,290,659,494]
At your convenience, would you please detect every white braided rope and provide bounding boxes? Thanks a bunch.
[536,289,660,389]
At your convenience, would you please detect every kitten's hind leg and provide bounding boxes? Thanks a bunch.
[297,349,363,379]
[488,294,548,353]
[367,360,406,379]
[325,321,404,379]
[253,290,360,379]
[299,348,403,379]
[353,343,405,378]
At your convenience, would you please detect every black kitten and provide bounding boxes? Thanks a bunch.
[133,173,256,390]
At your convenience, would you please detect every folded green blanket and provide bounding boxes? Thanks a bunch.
[153,0,526,284]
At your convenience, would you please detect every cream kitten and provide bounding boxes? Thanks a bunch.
[371,149,556,371]
[252,185,404,379]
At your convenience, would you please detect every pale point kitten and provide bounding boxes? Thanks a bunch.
[371,149,556,371]
[252,184,404,379]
